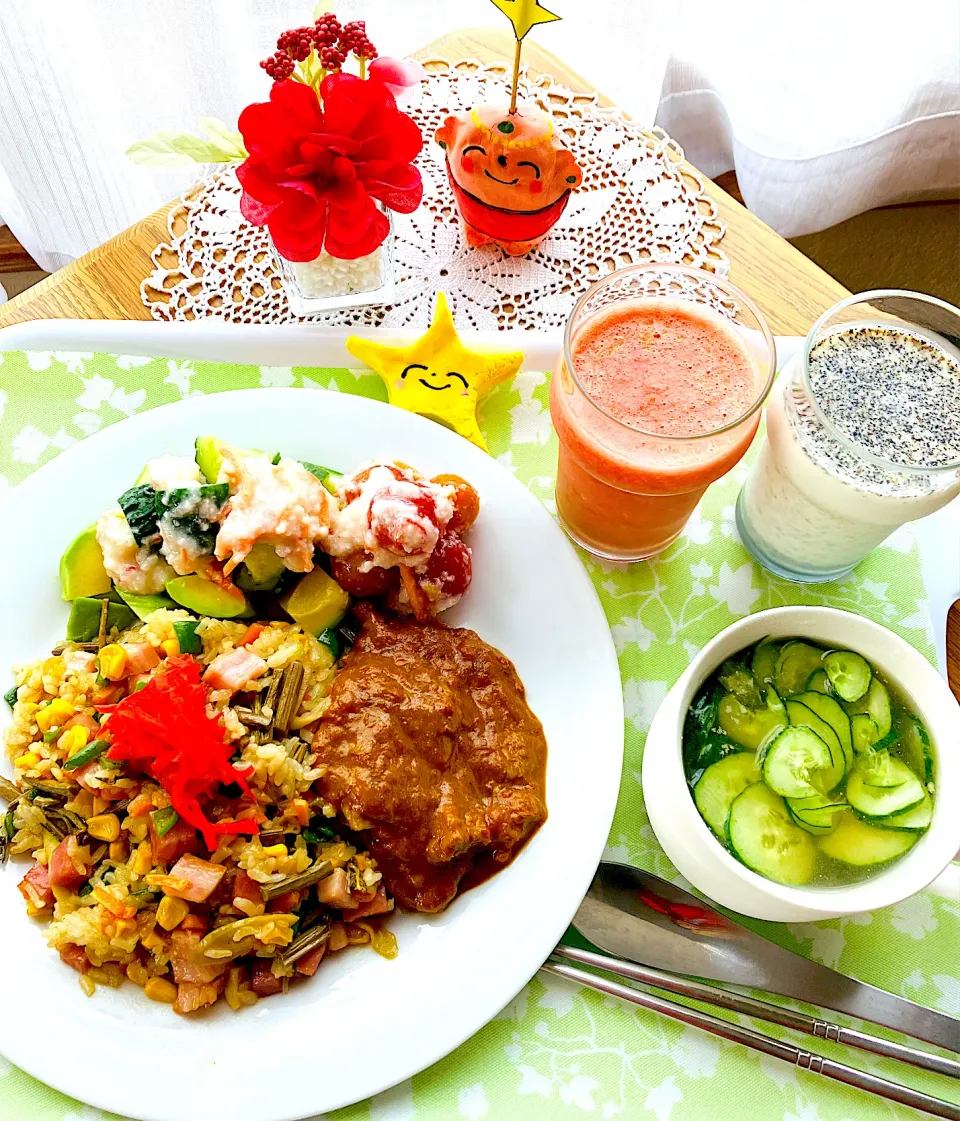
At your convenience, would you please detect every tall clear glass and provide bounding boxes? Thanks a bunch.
[737,290,960,583]
[550,264,777,561]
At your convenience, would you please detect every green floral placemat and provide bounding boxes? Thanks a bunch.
[0,350,957,1121]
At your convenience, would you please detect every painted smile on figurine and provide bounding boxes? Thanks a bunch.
[436,103,582,256]
[401,364,470,392]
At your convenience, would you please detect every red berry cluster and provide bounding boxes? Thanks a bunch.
[259,12,378,82]
[340,20,378,61]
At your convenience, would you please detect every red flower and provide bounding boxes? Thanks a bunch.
[237,74,423,261]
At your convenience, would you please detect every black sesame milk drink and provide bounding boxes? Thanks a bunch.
[737,291,960,582]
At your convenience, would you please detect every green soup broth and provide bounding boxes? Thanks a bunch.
[682,636,935,888]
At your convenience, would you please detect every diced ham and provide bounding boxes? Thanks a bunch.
[120,643,161,676]
[180,914,209,935]
[18,861,54,910]
[232,869,263,911]
[203,648,268,693]
[63,711,99,736]
[315,867,355,909]
[327,922,348,952]
[149,815,198,865]
[164,853,226,902]
[48,836,90,892]
[169,930,228,985]
[250,959,284,997]
[294,942,326,977]
[58,942,91,974]
[174,980,222,1014]
[345,885,392,922]
[267,889,302,914]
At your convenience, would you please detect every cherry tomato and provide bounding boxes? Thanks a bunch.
[423,532,472,599]
[432,474,480,534]
[368,484,440,556]
[342,463,406,504]
[330,552,399,598]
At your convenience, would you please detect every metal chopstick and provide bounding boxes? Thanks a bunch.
[552,944,960,1080]
[542,959,960,1120]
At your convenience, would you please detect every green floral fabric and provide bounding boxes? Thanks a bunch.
[0,350,956,1121]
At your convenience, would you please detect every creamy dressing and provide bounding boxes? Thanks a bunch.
[96,508,175,594]
[158,492,223,575]
[147,455,203,491]
[215,450,338,574]
[327,463,454,570]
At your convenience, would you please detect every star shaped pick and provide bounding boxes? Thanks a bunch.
[345,292,524,452]
[488,0,561,41]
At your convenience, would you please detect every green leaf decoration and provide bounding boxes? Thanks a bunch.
[126,122,248,167]
[297,51,325,90]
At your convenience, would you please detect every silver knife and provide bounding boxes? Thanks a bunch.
[573,862,960,1055]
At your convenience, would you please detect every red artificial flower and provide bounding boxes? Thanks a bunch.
[237,73,423,261]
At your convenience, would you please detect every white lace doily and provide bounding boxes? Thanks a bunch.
[142,58,727,331]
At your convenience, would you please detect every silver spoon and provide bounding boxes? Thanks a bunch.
[573,862,960,1057]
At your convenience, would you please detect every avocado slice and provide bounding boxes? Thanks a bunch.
[59,526,112,601]
[66,597,137,642]
[281,568,349,636]
[166,575,252,619]
[234,543,286,593]
[117,589,177,621]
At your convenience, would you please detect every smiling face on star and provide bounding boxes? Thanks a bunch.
[435,103,582,212]
[401,363,469,394]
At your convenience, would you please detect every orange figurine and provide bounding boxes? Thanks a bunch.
[435,103,582,256]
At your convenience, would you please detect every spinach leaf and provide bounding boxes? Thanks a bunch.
[118,484,160,546]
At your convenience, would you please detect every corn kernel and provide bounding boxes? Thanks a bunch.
[88,813,120,842]
[58,725,89,758]
[78,974,96,998]
[144,977,177,1004]
[126,961,149,986]
[132,841,153,876]
[161,638,179,658]
[98,645,127,682]
[140,929,165,952]
[15,752,40,769]
[115,917,138,939]
[108,838,128,862]
[36,698,74,732]
[156,895,190,931]
[262,844,287,858]
[92,795,109,816]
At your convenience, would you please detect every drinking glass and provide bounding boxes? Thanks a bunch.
[550,264,776,561]
[737,290,960,583]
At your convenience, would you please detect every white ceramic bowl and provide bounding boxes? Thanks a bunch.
[642,606,960,921]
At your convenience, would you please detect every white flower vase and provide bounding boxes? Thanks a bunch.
[274,213,396,316]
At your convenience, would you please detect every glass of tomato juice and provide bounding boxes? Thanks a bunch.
[550,264,777,560]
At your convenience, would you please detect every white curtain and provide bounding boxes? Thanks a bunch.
[0,0,956,272]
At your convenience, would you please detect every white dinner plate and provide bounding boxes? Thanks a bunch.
[0,388,623,1121]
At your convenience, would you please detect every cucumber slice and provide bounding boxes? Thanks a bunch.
[851,713,880,754]
[718,661,762,708]
[823,650,872,702]
[786,792,847,835]
[858,749,909,788]
[881,792,933,832]
[847,756,924,818]
[750,639,780,687]
[694,753,762,839]
[761,726,834,798]
[116,590,177,621]
[195,435,225,484]
[818,812,918,866]
[784,701,845,790]
[727,783,816,885]
[793,691,853,769]
[845,678,892,739]
[806,669,832,695]
[774,642,825,697]
[900,716,934,783]
[718,693,787,752]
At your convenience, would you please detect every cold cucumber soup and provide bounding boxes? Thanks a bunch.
[683,637,935,887]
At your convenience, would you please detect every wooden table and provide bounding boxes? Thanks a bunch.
[1,29,956,696]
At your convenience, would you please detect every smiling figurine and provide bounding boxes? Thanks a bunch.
[345,291,524,450]
[436,102,582,256]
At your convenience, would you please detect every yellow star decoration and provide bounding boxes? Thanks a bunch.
[488,0,560,41]
[345,292,524,452]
